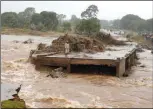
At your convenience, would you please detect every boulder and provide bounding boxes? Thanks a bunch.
[46,67,67,78]
[136,47,144,52]
[23,39,33,44]
[53,67,63,72]
[123,73,128,77]
[139,65,146,68]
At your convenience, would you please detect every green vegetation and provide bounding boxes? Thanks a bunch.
[100,14,152,33]
[120,14,145,32]
[1,12,19,28]
[75,5,101,36]
[1,7,59,32]
[1,5,101,36]
[76,18,100,36]
[62,22,71,32]
[1,100,26,108]
[1,6,152,36]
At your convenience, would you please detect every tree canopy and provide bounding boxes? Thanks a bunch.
[40,11,58,30]
[1,12,19,28]
[1,7,152,33]
[62,21,71,32]
[81,5,99,19]
[76,4,101,36]
[57,14,66,26]
[100,14,152,33]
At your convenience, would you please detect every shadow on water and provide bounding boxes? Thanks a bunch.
[70,64,116,76]
[34,63,117,77]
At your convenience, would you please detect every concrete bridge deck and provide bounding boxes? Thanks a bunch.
[31,42,137,77]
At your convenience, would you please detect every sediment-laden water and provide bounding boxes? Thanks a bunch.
[1,35,152,108]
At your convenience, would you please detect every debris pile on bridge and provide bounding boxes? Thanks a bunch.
[51,34,105,53]
[95,32,126,45]
[30,33,128,57]
[32,34,106,54]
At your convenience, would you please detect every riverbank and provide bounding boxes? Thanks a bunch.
[1,28,64,37]
[1,83,26,108]
[1,28,88,38]
[1,99,26,108]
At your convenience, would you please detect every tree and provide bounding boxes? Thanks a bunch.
[40,11,58,30]
[57,14,66,26]
[100,20,110,29]
[81,5,99,19]
[18,12,25,27]
[31,13,42,25]
[71,15,77,21]
[70,15,80,32]
[63,21,71,32]
[1,12,19,28]
[120,14,143,31]
[30,13,45,31]
[70,15,80,25]
[112,19,120,29]
[76,18,100,36]
[24,7,35,18]
[17,7,36,28]
[120,14,153,32]
[23,7,35,28]
[36,22,45,31]
[76,5,100,36]
[146,18,153,32]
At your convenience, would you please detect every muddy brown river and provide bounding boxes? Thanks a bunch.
[1,35,153,108]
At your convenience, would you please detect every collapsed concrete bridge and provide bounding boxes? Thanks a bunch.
[31,41,137,77]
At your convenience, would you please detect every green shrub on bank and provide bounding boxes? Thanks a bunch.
[1,100,26,108]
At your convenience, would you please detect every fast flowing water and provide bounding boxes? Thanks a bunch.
[1,35,153,108]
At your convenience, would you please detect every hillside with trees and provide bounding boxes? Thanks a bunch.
[100,14,152,33]
[1,6,152,35]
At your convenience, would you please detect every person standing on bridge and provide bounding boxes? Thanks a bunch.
[65,41,70,56]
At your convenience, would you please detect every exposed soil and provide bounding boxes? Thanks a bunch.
[1,28,64,37]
